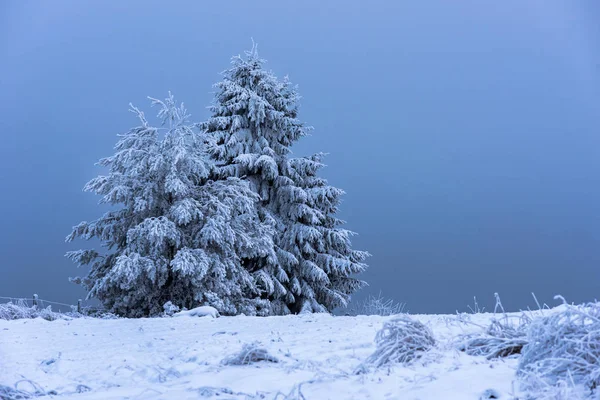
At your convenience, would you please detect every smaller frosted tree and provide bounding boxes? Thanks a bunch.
[66,94,276,317]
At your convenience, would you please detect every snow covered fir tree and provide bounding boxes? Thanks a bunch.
[66,94,277,317]
[201,45,368,314]
[67,46,368,317]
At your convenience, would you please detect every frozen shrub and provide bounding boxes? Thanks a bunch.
[457,292,540,359]
[0,300,76,321]
[356,315,435,372]
[0,385,28,400]
[0,300,108,321]
[457,315,529,359]
[83,308,118,319]
[517,297,600,394]
[162,301,180,317]
[0,379,57,399]
[35,306,65,322]
[221,341,279,365]
[0,300,35,320]
[348,292,406,316]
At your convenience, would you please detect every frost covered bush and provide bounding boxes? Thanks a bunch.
[82,308,119,319]
[0,380,57,399]
[357,315,435,372]
[0,384,38,400]
[0,300,117,321]
[457,315,529,359]
[221,341,279,365]
[517,298,600,394]
[0,300,76,321]
[0,385,27,400]
[162,301,180,317]
[457,293,532,359]
[348,292,406,316]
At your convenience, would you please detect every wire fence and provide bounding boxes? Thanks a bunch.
[0,295,105,314]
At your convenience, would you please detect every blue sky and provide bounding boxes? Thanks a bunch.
[1,1,599,312]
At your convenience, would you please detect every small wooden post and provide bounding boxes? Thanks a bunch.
[77,299,82,314]
[33,294,38,309]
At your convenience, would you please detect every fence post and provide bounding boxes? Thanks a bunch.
[77,299,82,314]
[33,294,38,309]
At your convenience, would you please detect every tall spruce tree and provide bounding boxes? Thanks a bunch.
[202,45,368,314]
[66,94,275,317]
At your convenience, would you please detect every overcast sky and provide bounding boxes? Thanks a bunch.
[1,1,599,313]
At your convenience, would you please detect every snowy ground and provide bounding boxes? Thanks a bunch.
[1,312,523,399]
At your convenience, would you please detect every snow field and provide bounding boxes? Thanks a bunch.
[1,312,521,399]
